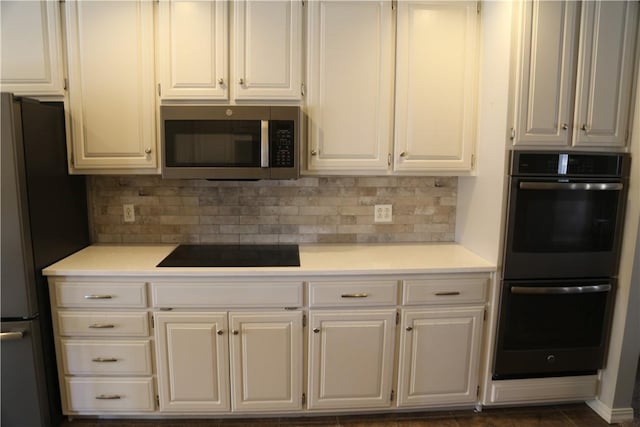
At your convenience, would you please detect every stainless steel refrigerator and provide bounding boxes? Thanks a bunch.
[1,93,89,426]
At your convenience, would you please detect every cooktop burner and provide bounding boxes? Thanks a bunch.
[156,244,300,267]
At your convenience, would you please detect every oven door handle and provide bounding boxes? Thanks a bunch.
[511,284,611,295]
[261,120,269,168]
[519,182,623,191]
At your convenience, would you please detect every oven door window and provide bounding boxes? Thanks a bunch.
[165,120,261,167]
[502,284,609,350]
[510,181,621,253]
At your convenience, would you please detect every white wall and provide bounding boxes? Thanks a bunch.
[456,0,512,264]
[589,68,640,420]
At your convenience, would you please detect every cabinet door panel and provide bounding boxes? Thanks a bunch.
[394,1,479,172]
[513,1,579,146]
[0,1,64,95]
[229,311,303,411]
[65,0,156,170]
[573,1,638,148]
[306,1,393,172]
[158,0,228,100]
[155,313,230,412]
[398,307,484,407]
[308,310,396,409]
[233,0,301,100]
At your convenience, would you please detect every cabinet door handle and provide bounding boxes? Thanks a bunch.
[217,330,224,336]
[84,295,112,300]
[434,291,461,296]
[341,293,368,298]
[406,326,413,331]
[92,357,118,363]
[232,330,239,335]
[400,151,407,157]
[88,323,115,329]
[313,328,320,333]
[310,150,317,156]
[95,395,121,400]
[561,123,569,130]
[239,78,245,85]
[144,147,152,154]
[218,78,224,85]
[581,124,590,132]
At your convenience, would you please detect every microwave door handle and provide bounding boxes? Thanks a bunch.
[261,120,269,168]
[519,182,623,191]
[511,284,612,295]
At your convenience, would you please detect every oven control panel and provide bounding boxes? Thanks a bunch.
[513,152,627,177]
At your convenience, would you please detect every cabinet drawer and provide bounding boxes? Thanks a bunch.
[61,339,152,376]
[308,280,398,307]
[65,377,154,412]
[55,281,147,308]
[151,282,303,308]
[402,276,487,305]
[58,312,149,337]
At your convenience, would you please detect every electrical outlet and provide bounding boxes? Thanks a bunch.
[123,204,135,223]
[374,204,392,223]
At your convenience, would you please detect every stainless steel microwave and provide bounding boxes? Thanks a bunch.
[160,105,300,180]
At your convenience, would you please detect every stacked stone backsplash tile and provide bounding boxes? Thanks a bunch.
[88,176,457,244]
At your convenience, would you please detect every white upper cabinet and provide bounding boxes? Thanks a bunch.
[232,0,302,100]
[394,1,480,173]
[65,0,157,172]
[305,0,479,175]
[157,0,302,102]
[513,1,579,147]
[0,0,65,96]
[306,1,394,173]
[512,0,638,149]
[157,0,227,100]
[572,1,638,148]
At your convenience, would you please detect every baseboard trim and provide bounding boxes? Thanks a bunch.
[487,376,598,405]
[587,398,635,423]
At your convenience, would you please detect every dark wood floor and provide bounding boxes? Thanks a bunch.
[60,403,638,427]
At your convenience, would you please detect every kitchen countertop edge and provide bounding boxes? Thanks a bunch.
[42,243,496,277]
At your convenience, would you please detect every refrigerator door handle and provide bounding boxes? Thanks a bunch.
[0,330,25,341]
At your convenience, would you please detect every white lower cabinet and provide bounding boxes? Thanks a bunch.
[397,307,484,407]
[50,273,490,417]
[308,309,397,410]
[48,278,155,414]
[155,310,303,413]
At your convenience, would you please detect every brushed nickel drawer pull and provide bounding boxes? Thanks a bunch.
[434,291,461,296]
[84,295,113,300]
[341,293,368,298]
[92,357,118,363]
[88,323,115,329]
[95,395,121,400]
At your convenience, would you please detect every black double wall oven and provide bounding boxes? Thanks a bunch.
[493,151,629,380]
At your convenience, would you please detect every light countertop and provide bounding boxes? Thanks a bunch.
[42,243,495,277]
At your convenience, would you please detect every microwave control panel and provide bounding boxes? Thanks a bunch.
[270,120,295,168]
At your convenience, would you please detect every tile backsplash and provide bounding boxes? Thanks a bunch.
[88,176,457,244]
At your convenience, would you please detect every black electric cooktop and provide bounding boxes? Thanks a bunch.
[157,244,300,267]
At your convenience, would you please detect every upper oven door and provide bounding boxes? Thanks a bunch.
[503,177,626,279]
[161,106,271,179]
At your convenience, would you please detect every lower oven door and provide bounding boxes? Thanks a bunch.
[492,278,615,380]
